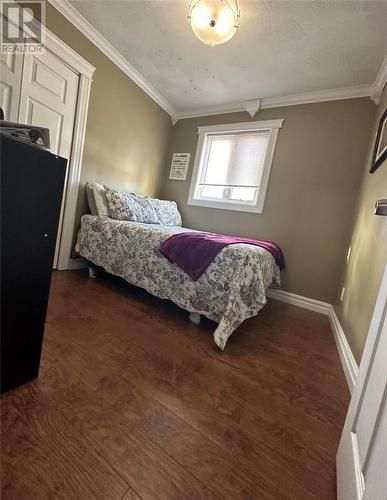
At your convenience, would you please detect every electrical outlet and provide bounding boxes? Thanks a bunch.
[340,287,346,302]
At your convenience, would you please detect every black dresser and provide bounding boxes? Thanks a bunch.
[1,133,67,393]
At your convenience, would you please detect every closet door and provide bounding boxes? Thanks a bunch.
[0,52,23,121]
[18,50,79,267]
[18,50,79,156]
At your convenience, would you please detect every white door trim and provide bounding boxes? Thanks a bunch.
[44,29,94,80]
[57,73,92,270]
[2,0,95,270]
[337,263,387,500]
[1,4,95,270]
[43,28,95,270]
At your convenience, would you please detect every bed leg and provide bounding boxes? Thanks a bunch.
[88,262,97,279]
[189,312,201,325]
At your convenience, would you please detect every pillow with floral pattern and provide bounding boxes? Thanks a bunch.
[104,186,159,223]
[151,198,182,226]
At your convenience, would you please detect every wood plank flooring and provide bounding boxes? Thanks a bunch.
[1,270,350,499]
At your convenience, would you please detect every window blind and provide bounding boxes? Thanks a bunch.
[197,130,270,202]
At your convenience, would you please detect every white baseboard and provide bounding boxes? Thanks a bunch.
[267,288,358,392]
[327,305,359,393]
[267,288,331,315]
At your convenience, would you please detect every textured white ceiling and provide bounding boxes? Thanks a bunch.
[69,0,387,111]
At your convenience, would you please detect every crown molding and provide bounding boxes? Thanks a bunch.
[47,0,176,117]
[47,1,385,123]
[370,54,387,105]
[173,84,374,122]
[262,84,373,108]
[375,54,387,91]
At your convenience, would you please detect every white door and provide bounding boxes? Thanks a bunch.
[0,51,23,121]
[18,51,79,267]
[337,263,387,500]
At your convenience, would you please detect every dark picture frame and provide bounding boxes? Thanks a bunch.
[370,107,387,173]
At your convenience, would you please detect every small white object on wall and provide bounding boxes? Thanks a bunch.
[169,153,190,180]
[245,99,261,118]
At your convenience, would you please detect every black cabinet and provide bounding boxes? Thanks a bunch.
[1,133,67,393]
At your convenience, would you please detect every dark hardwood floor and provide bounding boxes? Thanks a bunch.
[1,270,350,499]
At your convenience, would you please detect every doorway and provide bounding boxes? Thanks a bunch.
[337,263,387,499]
[0,26,95,269]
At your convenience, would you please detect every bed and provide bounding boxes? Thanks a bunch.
[75,214,281,350]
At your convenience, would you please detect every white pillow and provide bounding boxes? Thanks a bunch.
[92,182,109,216]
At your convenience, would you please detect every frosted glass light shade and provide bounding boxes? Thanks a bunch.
[188,0,240,46]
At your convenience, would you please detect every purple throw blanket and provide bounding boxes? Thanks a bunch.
[159,231,285,281]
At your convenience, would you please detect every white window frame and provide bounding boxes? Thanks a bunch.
[188,119,284,213]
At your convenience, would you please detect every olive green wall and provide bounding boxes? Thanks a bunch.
[44,3,172,246]
[160,99,376,303]
[335,87,387,364]
[44,3,383,339]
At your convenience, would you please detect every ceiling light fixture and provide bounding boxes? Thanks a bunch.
[188,0,240,47]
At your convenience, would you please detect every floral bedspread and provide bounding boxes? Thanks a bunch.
[75,216,281,350]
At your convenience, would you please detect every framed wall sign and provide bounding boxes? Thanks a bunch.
[169,153,190,180]
[370,108,387,173]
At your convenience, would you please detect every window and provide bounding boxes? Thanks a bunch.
[188,119,283,213]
